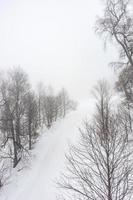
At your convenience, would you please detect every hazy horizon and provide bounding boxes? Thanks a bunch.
[0,0,118,100]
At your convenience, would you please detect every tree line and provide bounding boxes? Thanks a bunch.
[58,0,133,200]
[0,67,76,187]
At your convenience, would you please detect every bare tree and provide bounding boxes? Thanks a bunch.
[58,88,77,118]
[43,94,56,128]
[116,66,133,131]
[36,82,46,127]
[58,81,133,200]
[25,91,38,150]
[0,79,19,168]
[96,0,133,131]
[0,67,30,167]
[96,0,133,67]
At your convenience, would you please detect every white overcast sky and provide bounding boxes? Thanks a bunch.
[0,0,118,100]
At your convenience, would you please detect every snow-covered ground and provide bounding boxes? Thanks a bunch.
[0,100,94,200]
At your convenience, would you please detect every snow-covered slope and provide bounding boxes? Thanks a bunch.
[0,100,94,200]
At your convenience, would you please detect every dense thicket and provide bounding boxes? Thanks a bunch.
[0,67,76,186]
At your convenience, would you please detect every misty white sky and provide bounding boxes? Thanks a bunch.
[0,0,118,100]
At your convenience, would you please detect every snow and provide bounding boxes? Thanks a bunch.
[0,100,94,200]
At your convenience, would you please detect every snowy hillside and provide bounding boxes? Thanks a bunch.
[0,100,94,200]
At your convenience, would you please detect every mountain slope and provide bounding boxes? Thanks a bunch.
[0,100,93,200]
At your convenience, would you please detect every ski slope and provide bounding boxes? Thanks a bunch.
[0,100,94,200]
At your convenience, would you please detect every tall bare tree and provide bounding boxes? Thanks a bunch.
[96,0,133,130]
[58,81,133,200]
[96,0,133,67]
[25,91,38,150]
[36,82,46,127]
[0,67,30,167]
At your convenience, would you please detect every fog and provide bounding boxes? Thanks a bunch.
[0,0,117,100]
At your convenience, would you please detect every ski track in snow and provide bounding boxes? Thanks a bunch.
[0,101,94,200]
